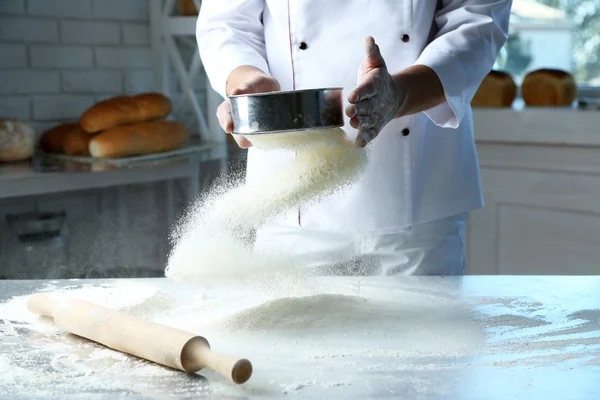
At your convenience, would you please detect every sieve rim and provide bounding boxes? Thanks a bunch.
[228,87,344,99]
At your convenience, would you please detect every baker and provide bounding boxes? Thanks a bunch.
[196,0,511,276]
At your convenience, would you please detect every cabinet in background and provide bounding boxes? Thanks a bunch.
[466,109,600,275]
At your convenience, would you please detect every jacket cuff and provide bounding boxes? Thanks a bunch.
[414,47,469,129]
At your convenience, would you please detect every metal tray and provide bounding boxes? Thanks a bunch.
[45,143,209,166]
[229,88,344,135]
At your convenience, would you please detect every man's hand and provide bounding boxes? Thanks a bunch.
[217,67,280,149]
[346,36,407,148]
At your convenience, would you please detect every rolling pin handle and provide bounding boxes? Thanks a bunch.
[181,337,253,384]
[27,293,57,318]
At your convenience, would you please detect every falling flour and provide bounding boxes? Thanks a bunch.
[165,128,367,287]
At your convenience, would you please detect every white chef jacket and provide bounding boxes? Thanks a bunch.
[197,0,511,233]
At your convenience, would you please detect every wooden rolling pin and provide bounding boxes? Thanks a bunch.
[27,293,252,384]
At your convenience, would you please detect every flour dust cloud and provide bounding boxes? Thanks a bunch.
[165,128,368,289]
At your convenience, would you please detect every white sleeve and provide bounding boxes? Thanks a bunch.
[415,0,512,128]
[196,0,270,99]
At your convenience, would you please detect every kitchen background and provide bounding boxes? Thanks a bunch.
[0,0,599,279]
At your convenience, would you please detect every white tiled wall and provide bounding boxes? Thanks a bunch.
[0,0,207,135]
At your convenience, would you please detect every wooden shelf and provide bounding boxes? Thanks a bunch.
[150,0,227,182]
[473,108,600,146]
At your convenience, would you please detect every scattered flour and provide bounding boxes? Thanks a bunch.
[164,128,367,287]
[483,314,550,328]
[0,282,167,332]
[0,282,222,398]
[0,355,29,385]
[1,280,599,398]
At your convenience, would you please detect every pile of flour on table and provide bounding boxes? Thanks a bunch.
[0,279,489,397]
[165,127,367,289]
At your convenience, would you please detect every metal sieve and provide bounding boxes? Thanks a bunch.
[229,88,344,135]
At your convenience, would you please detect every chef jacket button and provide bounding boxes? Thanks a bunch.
[401,34,410,43]
[402,128,410,136]
[299,42,308,50]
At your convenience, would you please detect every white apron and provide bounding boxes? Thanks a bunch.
[253,212,469,276]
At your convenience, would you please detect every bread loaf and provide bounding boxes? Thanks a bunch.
[179,0,198,16]
[472,70,517,107]
[80,93,172,133]
[521,69,577,107]
[63,126,93,156]
[40,122,79,153]
[89,121,188,158]
[0,118,36,162]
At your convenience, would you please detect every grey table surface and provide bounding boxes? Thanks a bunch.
[0,276,599,399]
